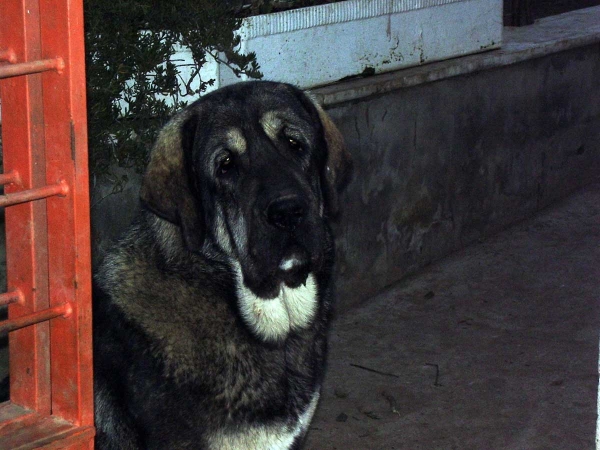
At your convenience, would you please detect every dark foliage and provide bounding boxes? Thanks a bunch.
[240,0,344,16]
[84,0,261,188]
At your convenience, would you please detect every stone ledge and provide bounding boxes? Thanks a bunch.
[311,6,600,106]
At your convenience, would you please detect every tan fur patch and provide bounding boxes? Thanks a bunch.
[139,110,192,223]
[313,102,348,181]
[260,111,284,141]
[225,127,247,154]
[309,98,353,217]
[101,234,241,383]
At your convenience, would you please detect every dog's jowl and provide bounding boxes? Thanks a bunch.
[93,81,352,449]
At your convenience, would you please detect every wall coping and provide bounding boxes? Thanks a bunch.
[310,6,600,106]
[240,0,474,39]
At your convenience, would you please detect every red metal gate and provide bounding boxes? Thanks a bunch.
[0,0,94,447]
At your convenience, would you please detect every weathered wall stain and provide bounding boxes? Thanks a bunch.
[328,44,600,310]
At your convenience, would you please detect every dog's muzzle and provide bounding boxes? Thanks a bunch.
[264,195,313,288]
[266,195,307,231]
[278,245,311,288]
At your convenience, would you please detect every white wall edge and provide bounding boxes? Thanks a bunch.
[239,0,472,39]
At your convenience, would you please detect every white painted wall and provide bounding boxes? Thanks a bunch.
[191,0,503,91]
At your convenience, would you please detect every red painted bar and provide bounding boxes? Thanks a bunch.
[0,57,63,79]
[0,303,72,335]
[0,48,17,62]
[0,180,68,207]
[0,170,21,186]
[0,289,25,306]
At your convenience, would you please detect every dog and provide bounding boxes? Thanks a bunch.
[93,81,352,449]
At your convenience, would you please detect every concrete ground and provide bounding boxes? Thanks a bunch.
[0,183,598,448]
[305,182,600,449]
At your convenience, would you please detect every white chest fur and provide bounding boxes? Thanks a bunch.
[207,390,320,450]
[233,263,318,342]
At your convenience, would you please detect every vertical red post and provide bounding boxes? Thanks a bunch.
[38,0,94,428]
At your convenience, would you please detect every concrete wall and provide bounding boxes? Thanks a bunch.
[328,44,600,310]
[91,43,600,311]
[90,167,143,267]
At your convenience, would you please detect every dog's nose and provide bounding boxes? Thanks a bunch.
[266,196,306,231]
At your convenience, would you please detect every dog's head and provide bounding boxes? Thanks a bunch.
[140,81,352,301]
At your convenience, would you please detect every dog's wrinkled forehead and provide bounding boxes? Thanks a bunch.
[188,82,321,151]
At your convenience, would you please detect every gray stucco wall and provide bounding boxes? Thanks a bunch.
[328,44,600,310]
[91,43,600,311]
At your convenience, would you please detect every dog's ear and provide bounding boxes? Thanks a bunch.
[312,100,353,219]
[139,111,205,252]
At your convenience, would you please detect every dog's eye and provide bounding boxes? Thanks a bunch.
[287,137,302,152]
[218,154,235,176]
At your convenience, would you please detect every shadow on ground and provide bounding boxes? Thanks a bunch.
[305,182,600,449]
